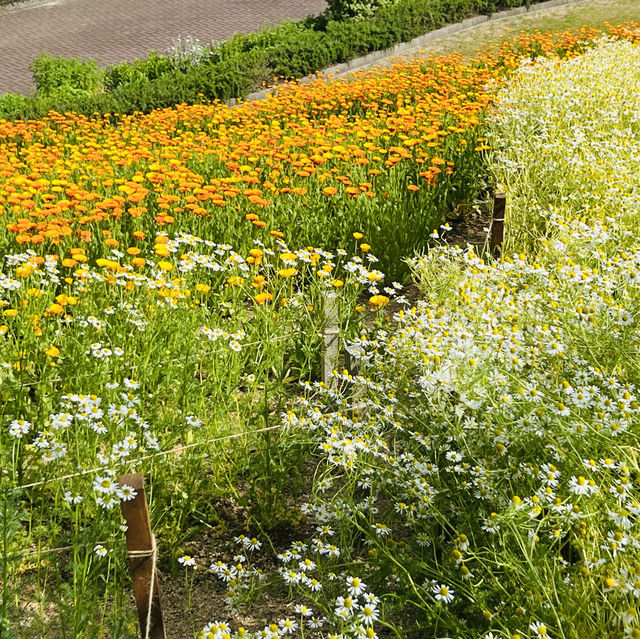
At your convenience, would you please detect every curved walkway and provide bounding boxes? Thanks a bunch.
[0,0,327,95]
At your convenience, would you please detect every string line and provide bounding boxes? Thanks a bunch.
[13,423,286,491]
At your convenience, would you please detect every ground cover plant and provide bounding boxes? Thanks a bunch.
[1,21,640,639]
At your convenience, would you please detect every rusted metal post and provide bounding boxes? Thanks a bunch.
[322,295,339,387]
[491,192,506,257]
[118,473,166,639]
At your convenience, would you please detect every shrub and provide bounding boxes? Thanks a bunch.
[268,29,336,79]
[29,53,104,98]
[0,93,29,117]
[104,51,180,91]
[325,0,396,21]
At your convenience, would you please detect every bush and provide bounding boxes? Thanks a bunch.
[268,29,336,79]
[0,93,29,117]
[29,53,104,98]
[104,50,189,91]
[326,0,395,21]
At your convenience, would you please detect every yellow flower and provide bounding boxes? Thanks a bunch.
[158,261,173,272]
[353,232,363,240]
[227,276,245,287]
[48,303,64,315]
[360,243,371,252]
[45,346,60,358]
[278,268,297,278]
[16,264,34,277]
[0,325,8,335]
[195,283,211,293]
[254,292,274,305]
[155,246,171,257]
[331,279,344,288]
[3,309,18,318]
[368,295,389,308]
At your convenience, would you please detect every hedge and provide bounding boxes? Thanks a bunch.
[0,0,545,120]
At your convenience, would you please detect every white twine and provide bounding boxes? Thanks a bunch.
[127,534,158,639]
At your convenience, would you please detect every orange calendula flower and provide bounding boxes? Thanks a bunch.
[278,268,297,278]
[15,264,34,278]
[323,187,338,196]
[45,346,60,357]
[254,292,274,305]
[369,295,390,308]
[252,275,267,289]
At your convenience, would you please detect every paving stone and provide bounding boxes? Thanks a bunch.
[0,0,327,94]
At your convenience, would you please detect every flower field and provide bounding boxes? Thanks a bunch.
[1,21,640,639]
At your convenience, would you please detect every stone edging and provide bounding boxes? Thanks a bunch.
[234,0,584,105]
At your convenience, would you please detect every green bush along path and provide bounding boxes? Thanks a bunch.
[0,0,327,95]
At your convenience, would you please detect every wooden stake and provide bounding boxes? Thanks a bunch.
[491,192,506,257]
[322,295,340,387]
[118,473,166,639]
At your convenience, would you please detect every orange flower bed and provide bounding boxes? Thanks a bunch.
[0,23,638,270]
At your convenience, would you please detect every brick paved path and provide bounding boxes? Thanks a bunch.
[0,0,327,95]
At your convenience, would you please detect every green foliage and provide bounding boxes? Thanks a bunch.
[0,93,28,117]
[104,50,178,91]
[29,53,104,99]
[268,29,336,79]
[325,0,396,21]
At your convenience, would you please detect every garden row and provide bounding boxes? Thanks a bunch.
[0,0,549,120]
